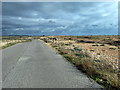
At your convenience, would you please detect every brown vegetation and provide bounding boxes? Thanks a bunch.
[41,35,119,89]
[1,36,32,49]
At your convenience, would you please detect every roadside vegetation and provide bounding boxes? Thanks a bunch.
[0,36,32,49]
[1,35,119,88]
[41,35,119,89]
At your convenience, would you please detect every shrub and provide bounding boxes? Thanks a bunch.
[74,47,82,51]
[75,53,88,58]
[109,48,116,50]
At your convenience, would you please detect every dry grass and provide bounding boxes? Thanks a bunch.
[41,35,119,89]
[1,36,32,49]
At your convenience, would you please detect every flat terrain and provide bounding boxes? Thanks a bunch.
[2,40,102,88]
[40,35,119,88]
[0,36,32,49]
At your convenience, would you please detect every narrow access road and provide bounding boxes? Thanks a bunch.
[2,40,103,88]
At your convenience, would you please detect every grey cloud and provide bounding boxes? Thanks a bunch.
[2,2,118,35]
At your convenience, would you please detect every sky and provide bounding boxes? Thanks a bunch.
[2,2,118,36]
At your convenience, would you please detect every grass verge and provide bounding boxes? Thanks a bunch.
[0,39,32,49]
[53,47,119,89]
[41,36,119,89]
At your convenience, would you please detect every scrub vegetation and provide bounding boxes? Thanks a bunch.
[0,36,32,49]
[1,35,119,89]
[41,35,119,89]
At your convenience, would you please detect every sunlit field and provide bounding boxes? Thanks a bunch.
[0,36,32,49]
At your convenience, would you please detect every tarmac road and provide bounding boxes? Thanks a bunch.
[2,40,103,88]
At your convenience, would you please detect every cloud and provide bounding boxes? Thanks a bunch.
[2,2,118,35]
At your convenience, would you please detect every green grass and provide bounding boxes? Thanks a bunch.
[1,42,19,49]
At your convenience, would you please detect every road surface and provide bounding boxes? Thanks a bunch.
[2,40,103,88]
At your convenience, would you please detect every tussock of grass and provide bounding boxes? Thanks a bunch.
[55,48,119,89]
[42,36,119,89]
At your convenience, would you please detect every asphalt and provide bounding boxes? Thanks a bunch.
[2,40,103,88]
